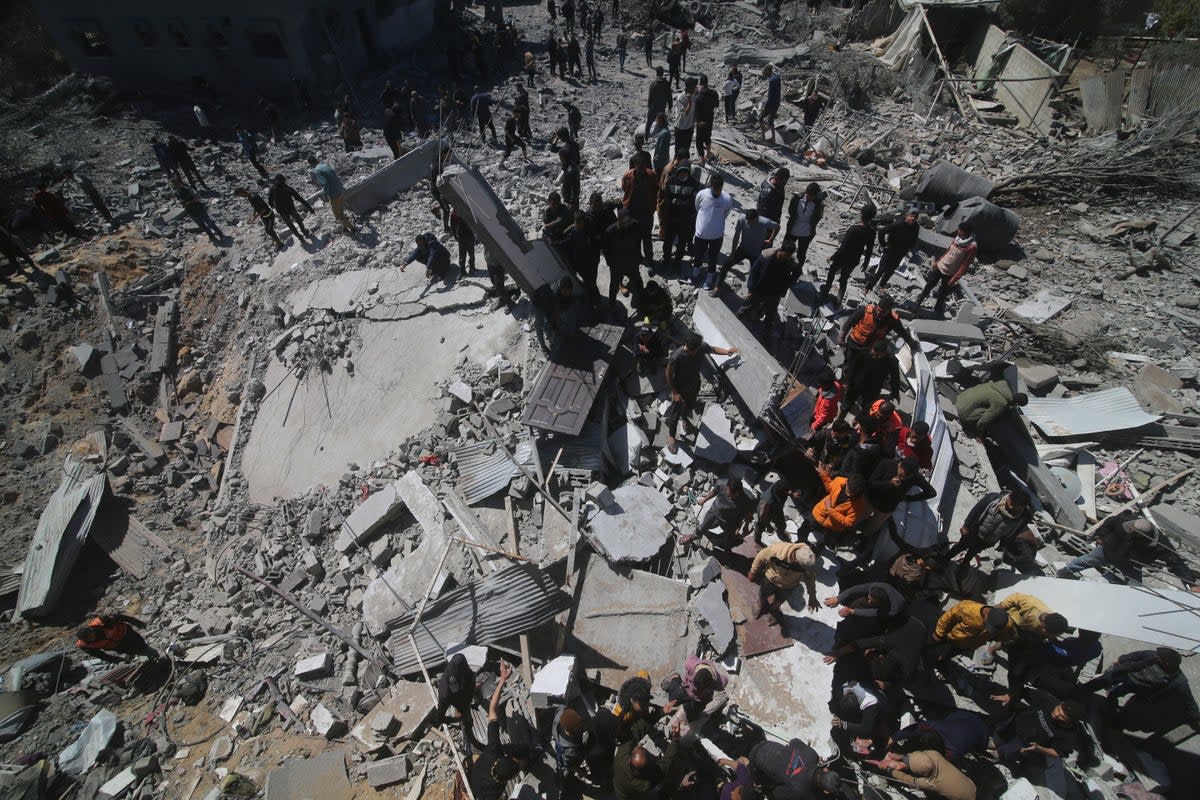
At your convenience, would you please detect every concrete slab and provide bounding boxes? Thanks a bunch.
[530,655,576,705]
[395,472,444,539]
[607,422,649,476]
[350,681,435,750]
[569,554,691,686]
[692,292,788,418]
[690,581,735,655]
[1012,289,1072,324]
[438,164,568,296]
[242,312,517,503]
[264,750,352,800]
[361,525,450,637]
[694,404,737,465]
[335,482,406,552]
[341,139,440,216]
[1149,504,1200,550]
[907,319,986,344]
[585,483,674,564]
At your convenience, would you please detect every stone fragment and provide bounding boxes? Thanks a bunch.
[294,653,333,680]
[311,702,347,738]
[1017,363,1059,394]
[366,756,411,789]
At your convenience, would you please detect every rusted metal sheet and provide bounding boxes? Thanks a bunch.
[521,323,625,435]
[720,539,793,657]
[386,562,568,674]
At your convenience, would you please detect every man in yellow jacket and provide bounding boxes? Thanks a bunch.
[748,541,820,623]
[928,600,1015,662]
[996,593,1070,639]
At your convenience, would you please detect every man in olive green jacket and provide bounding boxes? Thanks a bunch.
[953,380,1027,435]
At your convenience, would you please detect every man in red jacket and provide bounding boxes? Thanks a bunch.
[895,421,933,471]
[811,371,842,432]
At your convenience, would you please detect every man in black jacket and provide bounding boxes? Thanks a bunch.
[749,738,841,800]
[604,209,645,304]
[693,74,720,164]
[866,209,919,292]
[738,242,796,339]
[820,203,876,304]
[841,339,901,418]
[757,167,789,223]
[1079,647,1199,722]
[785,182,824,279]
[862,457,937,537]
[267,174,315,243]
[646,66,672,136]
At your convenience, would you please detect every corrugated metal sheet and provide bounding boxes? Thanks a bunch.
[521,323,625,435]
[386,562,568,675]
[1149,64,1200,117]
[453,436,533,505]
[18,457,107,617]
[1024,388,1160,438]
[1127,66,1152,124]
[1080,72,1125,132]
[535,422,605,473]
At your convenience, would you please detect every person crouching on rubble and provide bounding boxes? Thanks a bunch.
[953,379,1028,440]
[400,232,452,281]
[748,539,820,623]
[749,737,842,800]
[803,467,870,558]
[681,477,756,549]
[76,612,157,663]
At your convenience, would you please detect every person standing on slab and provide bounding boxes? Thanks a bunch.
[784,181,823,279]
[307,155,353,233]
[664,332,738,453]
[916,221,976,317]
[267,174,316,243]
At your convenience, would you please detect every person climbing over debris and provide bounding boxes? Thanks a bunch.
[748,540,820,622]
[664,332,738,453]
[867,208,920,293]
[682,478,756,549]
[953,379,1027,438]
[916,221,976,317]
[307,155,354,234]
[401,232,452,281]
[234,187,283,247]
[76,613,156,663]
[820,203,876,304]
[467,661,533,800]
[268,174,316,243]
[947,490,1035,569]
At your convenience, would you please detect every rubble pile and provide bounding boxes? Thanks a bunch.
[0,2,1198,799]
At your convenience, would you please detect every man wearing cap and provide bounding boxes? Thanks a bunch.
[658,159,701,275]
[748,540,820,621]
[867,750,976,800]
[1060,515,1161,578]
[784,182,824,276]
[468,662,532,800]
[748,738,842,800]
[928,600,1016,662]
[739,241,796,339]
[820,203,877,305]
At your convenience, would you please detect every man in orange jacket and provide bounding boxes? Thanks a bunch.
[75,613,156,662]
[806,467,870,555]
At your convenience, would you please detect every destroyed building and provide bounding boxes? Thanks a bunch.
[0,0,1199,799]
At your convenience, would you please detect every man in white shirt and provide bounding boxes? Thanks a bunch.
[673,77,698,156]
[693,174,734,288]
[785,181,825,279]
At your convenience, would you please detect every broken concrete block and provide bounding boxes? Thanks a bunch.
[585,481,615,509]
[368,538,394,567]
[1018,363,1059,394]
[304,508,324,543]
[484,396,516,420]
[586,484,673,564]
[279,570,309,595]
[366,755,411,789]
[1138,363,1183,392]
[98,766,137,799]
[350,681,435,750]
[607,422,648,476]
[530,655,576,707]
[335,483,405,553]
[159,420,184,443]
[294,653,333,681]
[690,581,735,654]
[1012,289,1072,324]
[311,702,347,738]
[689,557,722,589]
[694,405,736,465]
[69,343,100,375]
[447,381,473,404]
